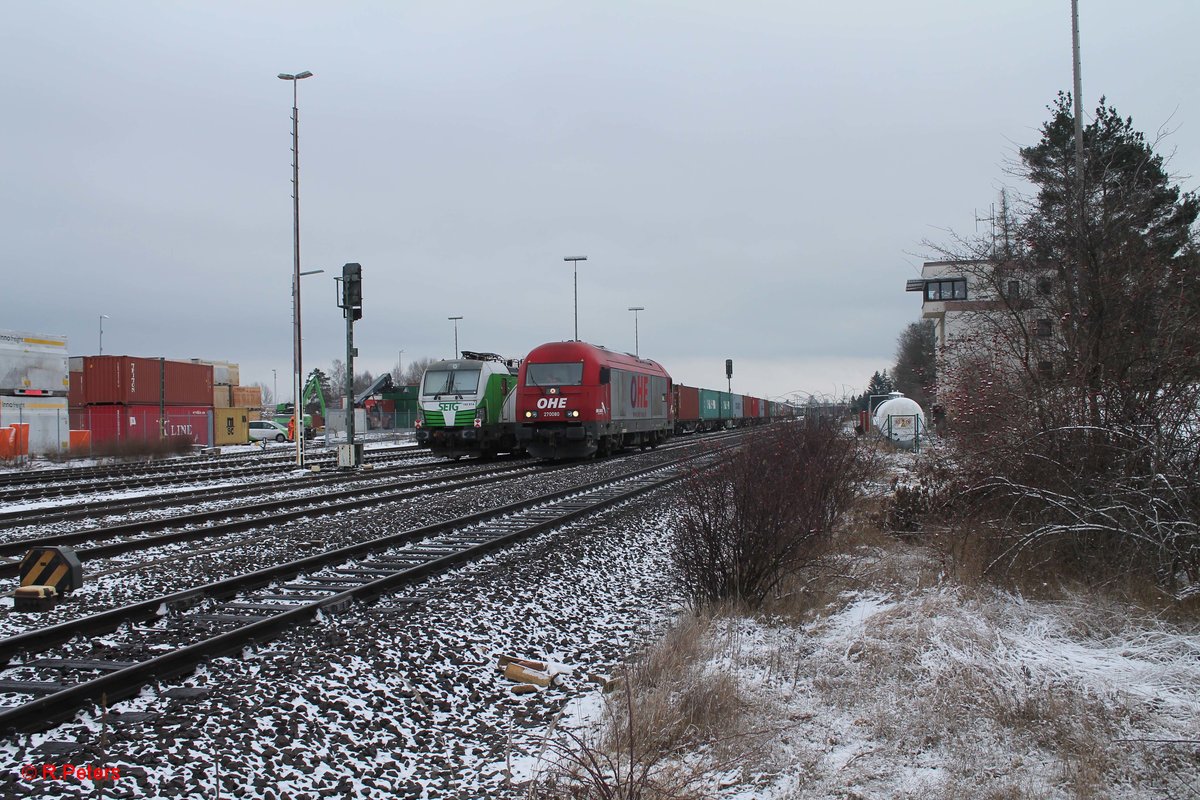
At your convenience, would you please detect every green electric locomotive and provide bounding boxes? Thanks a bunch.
[413,351,523,459]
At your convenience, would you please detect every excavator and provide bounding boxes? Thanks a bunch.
[273,373,327,440]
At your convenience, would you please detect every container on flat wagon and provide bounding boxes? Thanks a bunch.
[731,394,744,420]
[698,388,722,420]
[212,407,250,446]
[744,396,760,418]
[72,404,212,447]
[0,330,69,395]
[83,356,213,406]
[676,385,700,422]
[0,395,70,455]
[230,385,262,409]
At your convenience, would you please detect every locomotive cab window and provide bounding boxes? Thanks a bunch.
[526,363,584,387]
[422,368,481,396]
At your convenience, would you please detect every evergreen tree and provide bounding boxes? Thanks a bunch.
[893,321,936,407]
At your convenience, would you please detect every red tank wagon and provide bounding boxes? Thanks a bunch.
[515,341,673,459]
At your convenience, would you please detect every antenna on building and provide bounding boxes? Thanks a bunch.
[975,203,996,258]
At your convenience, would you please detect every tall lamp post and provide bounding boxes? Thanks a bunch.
[272,369,277,408]
[563,256,587,340]
[627,306,644,357]
[279,69,313,466]
[99,314,109,355]
[397,349,405,382]
[448,317,463,358]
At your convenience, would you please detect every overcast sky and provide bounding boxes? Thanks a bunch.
[3,1,1198,403]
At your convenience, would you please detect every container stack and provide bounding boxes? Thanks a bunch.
[195,359,260,445]
[69,356,215,447]
[0,330,72,457]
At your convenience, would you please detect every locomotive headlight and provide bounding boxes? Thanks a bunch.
[569,410,580,418]
[524,410,535,419]
[548,387,558,395]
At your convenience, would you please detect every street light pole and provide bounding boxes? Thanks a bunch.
[627,306,644,357]
[279,69,313,466]
[448,317,463,358]
[99,314,109,355]
[397,349,404,382]
[272,369,277,408]
[563,256,588,341]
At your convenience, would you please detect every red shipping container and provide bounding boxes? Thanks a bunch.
[72,405,212,447]
[675,384,700,423]
[83,356,213,406]
[68,371,85,407]
[745,396,760,417]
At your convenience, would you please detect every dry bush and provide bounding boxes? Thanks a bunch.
[89,435,195,460]
[670,424,877,610]
[936,346,1200,600]
[527,616,749,800]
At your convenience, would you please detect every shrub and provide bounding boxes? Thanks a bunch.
[670,423,875,609]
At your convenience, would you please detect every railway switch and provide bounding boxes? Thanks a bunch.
[18,545,83,596]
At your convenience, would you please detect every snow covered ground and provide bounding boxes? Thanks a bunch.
[530,526,1200,798]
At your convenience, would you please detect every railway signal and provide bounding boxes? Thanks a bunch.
[337,262,365,468]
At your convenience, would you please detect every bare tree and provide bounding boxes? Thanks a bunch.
[395,356,438,386]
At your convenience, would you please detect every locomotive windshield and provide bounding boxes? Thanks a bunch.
[422,368,481,396]
[525,362,584,387]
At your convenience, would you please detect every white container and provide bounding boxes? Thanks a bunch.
[0,395,70,455]
[325,406,367,435]
[873,392,926,447]
[0,330,69,395]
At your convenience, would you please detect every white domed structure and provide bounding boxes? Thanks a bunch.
[872,392,925,447]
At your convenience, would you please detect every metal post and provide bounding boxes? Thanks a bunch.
[99,314,109,355]
[279,70,313,466]
[346,308,355,447]
[628,306,644,357]
[563,256,587,340]
[448,317,462,358]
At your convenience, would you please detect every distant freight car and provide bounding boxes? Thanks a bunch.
[515,341,672,459]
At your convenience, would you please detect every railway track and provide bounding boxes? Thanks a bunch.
[0,446,435,504]
[0,444,723,733]
[0,458,553,576]
[0,442,417,492]
[0,450,503,530]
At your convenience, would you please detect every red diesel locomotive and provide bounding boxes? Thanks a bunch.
[514,341,673,459]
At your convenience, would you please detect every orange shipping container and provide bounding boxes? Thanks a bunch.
[11,423,30,456]
[230,385,262,409]
[69,429,92,452]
